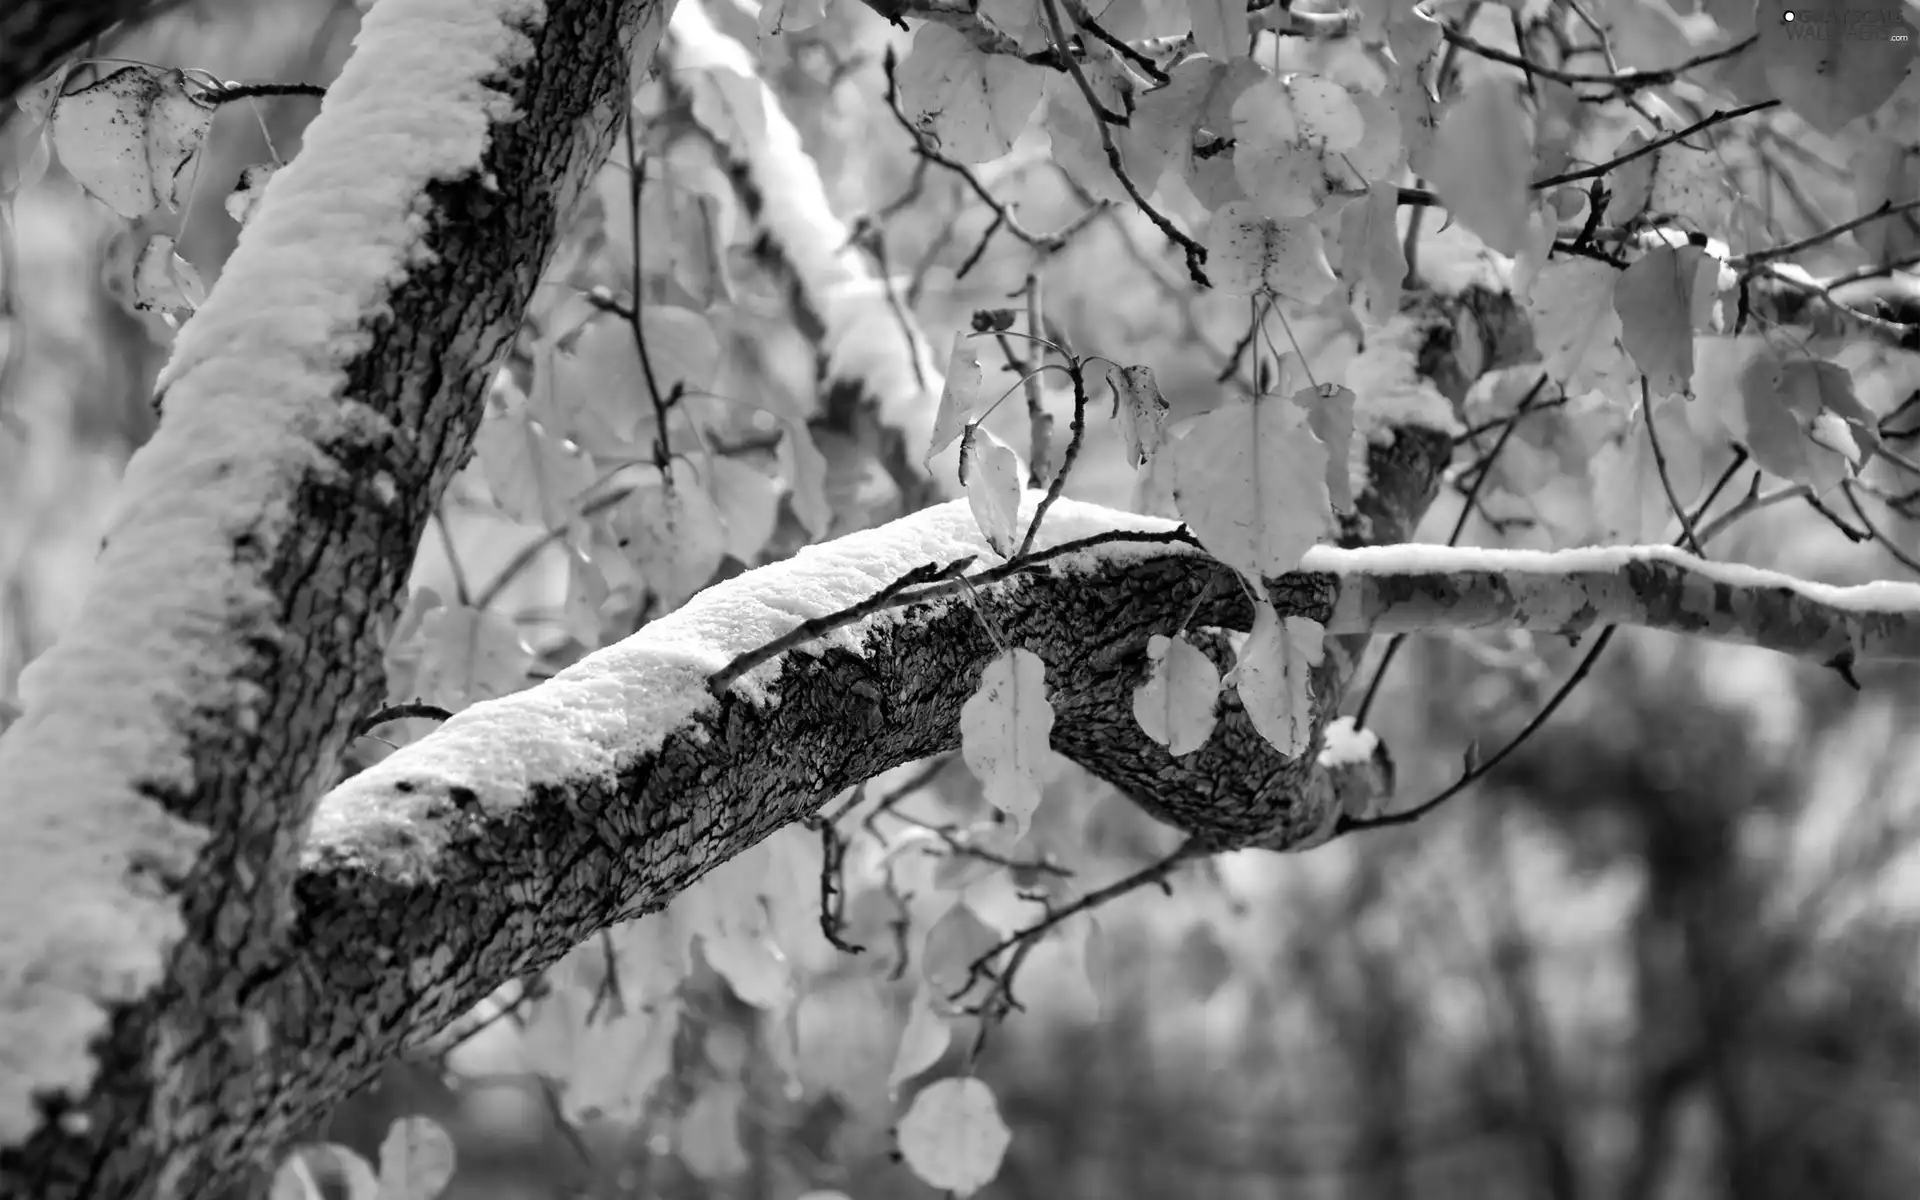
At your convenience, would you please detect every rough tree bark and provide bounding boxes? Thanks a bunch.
[0,0,669,1195]
[2,2,1918,1199]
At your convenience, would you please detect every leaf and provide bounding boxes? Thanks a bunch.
[130,234,203,316]
[1338,180,1406,327]
[1589,395,1705,543]
[889,984,953,1090]
[678,1082,749,1181]
[51,66,212,218]
[1107,364,1169,468]
[1602,133,1656,224]
[1124,59,1261,188]
[1297,384,1357,513]
[676,830,813,1009]
[705,455,780,563]
[1203,203,1338,301]
[962,426,1024,557]
[1614,246,1715,396]
[1428,79,1533,255]
[1525,260,1633,395]
[1131,633,1222,756]
[794,975,899,1099]
[375,1117,456,1200]
[1648,140,1734,232]
[1171,394,1330,581]
[917,902,998,998]
[928,333,984,467]
[474,407,597,533]
[223,163,277,227]
[700,928,791,1010]
[1229,600,1324,758]
[775,417,832,538]
[612,469,728,609]
[539,309,718,448]
[1739,353,1866,492]
[1172,923,1236,1004]
[896,1077,1012,1196]
[519,987,681,1125]
[269,1153,330,1200]
[1756,0,1916,134]
[897,24,1046,163]
[396,604,534,711]
[1232,76,1367,218]
[959,648,1054,834]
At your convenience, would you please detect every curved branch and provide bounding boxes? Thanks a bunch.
[222,487,1920,1176]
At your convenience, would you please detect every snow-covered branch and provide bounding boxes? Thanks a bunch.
[197,483,1918,1172]
[0,0,671,1195]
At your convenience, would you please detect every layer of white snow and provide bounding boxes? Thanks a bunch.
[317,496,1185,817]
[0,0,544,1144]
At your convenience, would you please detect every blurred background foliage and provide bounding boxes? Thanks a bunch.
[5,0,1920,1198]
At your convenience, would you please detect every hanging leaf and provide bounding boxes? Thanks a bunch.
[896,24,1047,163]
[1203,203,1339,301]
[678,1082,750,1181]
[130,234,204,316]
[51,66,212,218]
[1171,394,1330,582]
[1338,180,1406,327]
[928,333,985,467]
[1232,75,1371,219]
[389,603,534,712]
[374,1117,456,1200]
[959,648,1053,834]
[1297,384,1358,513]
[1428,79,1533,255]
[224,163,278,227]
[890,984,954,1090]
[961,426,1024,558]
[1108,364,1170,468]
[917,902,998,998]
[1525,260,1633,395]
[1228,601,1324,758]
[896,1077,1012,1197]
[774,416,832,538]
[473,406,597,534]
[612,469,728,609]
[1131,633,1222,756]
[1614,246,1716,397]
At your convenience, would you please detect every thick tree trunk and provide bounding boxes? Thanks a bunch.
[0,0,672,1195]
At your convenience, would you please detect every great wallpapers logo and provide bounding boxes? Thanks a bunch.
[1778,7,1912,38]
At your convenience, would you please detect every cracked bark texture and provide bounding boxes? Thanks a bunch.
[0,0,668,1196]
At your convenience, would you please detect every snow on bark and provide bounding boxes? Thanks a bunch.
[322,493,1920,871]
[0,0,545,1154]
[320,494,1177,831]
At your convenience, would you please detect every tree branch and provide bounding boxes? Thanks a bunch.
[0,0,667,1195]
